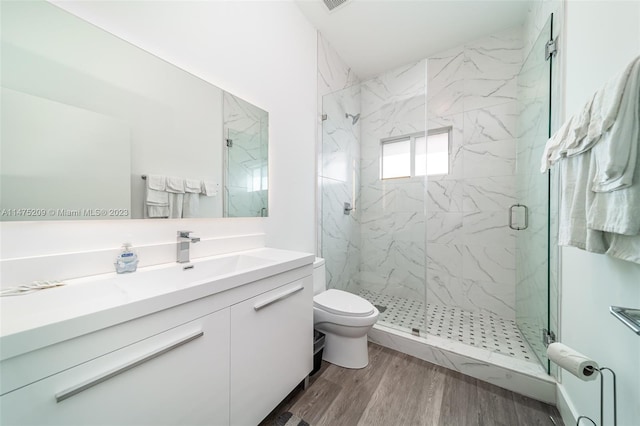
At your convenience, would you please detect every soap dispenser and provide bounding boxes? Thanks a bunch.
[115,242,139,274]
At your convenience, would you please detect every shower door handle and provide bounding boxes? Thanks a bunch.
[509,204,528,230]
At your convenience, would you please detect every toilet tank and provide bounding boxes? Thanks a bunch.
[312,257,326,295]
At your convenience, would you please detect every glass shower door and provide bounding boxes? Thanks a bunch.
[515,15,553,371]
[224,127,268,217]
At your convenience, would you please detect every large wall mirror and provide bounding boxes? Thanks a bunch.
[0,1,268,221]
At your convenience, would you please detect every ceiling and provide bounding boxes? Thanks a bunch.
[296,0,531,79]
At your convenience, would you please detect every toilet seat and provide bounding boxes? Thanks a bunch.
[313,289,375,317]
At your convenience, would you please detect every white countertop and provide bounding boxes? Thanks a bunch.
[0,248,314,361]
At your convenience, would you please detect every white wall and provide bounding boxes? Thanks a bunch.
[0,1,317,283]
[1,89,131,219]
[559,1,640,424]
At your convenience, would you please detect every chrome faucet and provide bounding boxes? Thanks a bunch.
[177,230,200,263]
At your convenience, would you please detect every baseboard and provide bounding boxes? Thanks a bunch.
[557,383,579,426]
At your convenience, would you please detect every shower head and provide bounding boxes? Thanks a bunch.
[345,112,360,125]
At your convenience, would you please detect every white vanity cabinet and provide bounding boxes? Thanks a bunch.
[230,277,313,426]
[0,256,314,426]
[0,309,231,426]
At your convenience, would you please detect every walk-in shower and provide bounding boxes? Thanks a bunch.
[319,16,557,381]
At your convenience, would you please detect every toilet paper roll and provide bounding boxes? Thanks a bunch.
[547,343,599,381]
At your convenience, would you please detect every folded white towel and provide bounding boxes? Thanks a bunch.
[168,193,184,218]
[570,93,595,145]
[145,175,169,219]
[146,205,169,218]
[564,94,599,157]
[604,232,640,264]
[552,56,640,265]
[541,116,574,172]
[201,180,218,196]
[587,121,640,236]
[147,174,166,191]
[185,179,202,194]
[166,176,185,194]
[182,193,200,218]
[590,57,640,193]
[558,152,607,254]
[586,55,640,144]
[145,188,168,206]
[541,94,600,173]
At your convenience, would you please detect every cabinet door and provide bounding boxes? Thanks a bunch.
[230,277,313,426]
[1,309,230,426]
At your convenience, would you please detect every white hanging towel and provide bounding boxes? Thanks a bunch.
[165,177,185,219]
[145,174,169,218]
[183,179,202,218]
[166,176,185,193]
[541,116,574,172]
[201,180,219,196]
[185,179,202,194]
[558,152,607,254]
[590,57,640,193]
[540,94,597,172]
[553,55,640,264]
[147,174,166,191]
[586,56,640,144]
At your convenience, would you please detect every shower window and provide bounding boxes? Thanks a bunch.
[380,128,450,180]
[381,138,411,179]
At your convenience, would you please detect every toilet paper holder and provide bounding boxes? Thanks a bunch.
[576,367,617,426]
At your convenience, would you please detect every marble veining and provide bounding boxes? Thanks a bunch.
[462,176,516,213]
[421,25,523,320]
[464,101,519,144]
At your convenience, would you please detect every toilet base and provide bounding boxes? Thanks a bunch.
[322,333,369,369]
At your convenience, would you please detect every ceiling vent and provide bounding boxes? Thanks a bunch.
[322,0,349,12]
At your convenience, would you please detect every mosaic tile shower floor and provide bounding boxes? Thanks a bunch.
[359,290,537,363]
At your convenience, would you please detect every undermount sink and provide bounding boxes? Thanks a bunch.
[0,247,314,358]
[113,252,278,296]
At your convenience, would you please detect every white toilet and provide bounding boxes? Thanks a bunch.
[313,258,379,369]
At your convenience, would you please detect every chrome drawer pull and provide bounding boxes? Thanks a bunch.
[55,330,204,403]
[254,285,304,311]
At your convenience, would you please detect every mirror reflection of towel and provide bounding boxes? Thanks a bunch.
[165,177,185,218]
[145,175,169,218]
[168,194,183,218]
[183,179,202,218]
[201,180,218,196]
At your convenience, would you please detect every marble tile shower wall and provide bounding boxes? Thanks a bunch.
[358,60,427,302]
[424,27,524,320]
[317,35,361,292]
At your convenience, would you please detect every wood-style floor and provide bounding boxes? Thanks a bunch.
[261,343,563,426]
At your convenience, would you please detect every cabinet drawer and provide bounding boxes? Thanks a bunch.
[1,309,230,426]
[230,277,313,426]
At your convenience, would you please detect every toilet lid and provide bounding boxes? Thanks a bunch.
[314,289,375,317]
